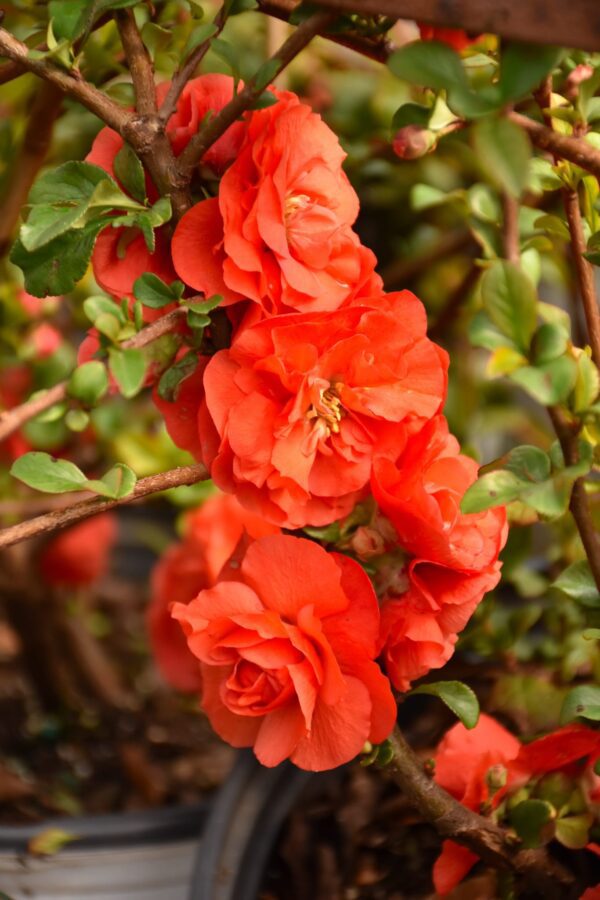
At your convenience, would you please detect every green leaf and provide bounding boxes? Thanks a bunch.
[182,22,218,59]
[531,323,568,364]
[392,102,431,131]
[553,561,600,608]
[141,22,171,59]
[113,143,146,204]
[10,452,88,494]
[10,222,104,297]
[480,261,537,352]
[67,361,108,406]
[108,348,146,398]
[254,59,281,93]
[108,197,172,253]
[411,681,480,729]
[185,294,224,315]
[469,310,516,351]
[94,312,122,340]
[86,463,137,499]
[211,38,240,79]
[472,116,531,198]
[572,352,600,412]
[509,799,555,849]
[83,295,126,326]
[498,44,563,102]
[560,685,600,724]
[555,814,593,850]
[157,351,199,402]
[133,273,184,309]
[510,356,578,405]
[49,0,138,42]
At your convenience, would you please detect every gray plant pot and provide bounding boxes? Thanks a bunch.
[0,801,207,899]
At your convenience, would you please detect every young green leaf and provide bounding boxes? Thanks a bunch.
[560,685,600,724]
[113,143,146,204]
[472,116,531,198]
[10,452,88,494]
[481,261,538,352]
[411,681,480,729]
[108,348,146,398]
[133,273,184,308]
[553,561,600,608]
[86,463,137,499]
[68,361,109,406]
[509,799,555,849]
[498,44,563,103]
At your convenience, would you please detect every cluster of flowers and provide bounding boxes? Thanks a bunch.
[87,74,507,771]
[432,714,600,896]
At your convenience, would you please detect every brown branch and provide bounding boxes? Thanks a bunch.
[0,307,188,445]
[0,81,63,260]
[563,188,600,368]
[388,726,574,897]
[115,9,157,116]
[502,192,520,265]
[0,27,131,134]
[313,0,600,53]
[158,3,229,126]
[257,0,395,63]
[509,112,600,181]
[0,57,23,85]
[178,9,337,177]
[0,462,208,550]
[548,406,600,594]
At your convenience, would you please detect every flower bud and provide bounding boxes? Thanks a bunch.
[392,125,436,160]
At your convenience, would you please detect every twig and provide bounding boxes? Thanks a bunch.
[387,726,574,897]
[115,9,157,116]
[0,306,188,445]
[548,406,600,594]
[0,463,208,549]
[502,192,520,265]
[0,58,23,85]
[0,81,63,259]
[177,9,337,176]
[563,188,600,368]
[509,111,600,181]
[0,27,130,135]
[158,3,229,126]
[257,0,395,64]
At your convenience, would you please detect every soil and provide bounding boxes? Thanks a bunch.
[0,505,234,826]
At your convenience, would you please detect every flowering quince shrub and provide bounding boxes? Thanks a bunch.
[2,0,600,895]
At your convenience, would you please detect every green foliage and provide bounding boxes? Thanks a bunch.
[113,144,147,204]
[480,261,537,353]
[553,561,600,608]
[49,0,139,42]
[509,799,555,849]
[560,685,600,724]
[472,117,531,198]
[11,222,105,297]
[157,351,199,403]
[10,452,137,500]
[133,274,185,309]
[411,681,480,729]
[68,361,109,406]
[108,348,147,398]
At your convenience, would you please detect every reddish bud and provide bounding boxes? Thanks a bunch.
[392,125,436,160]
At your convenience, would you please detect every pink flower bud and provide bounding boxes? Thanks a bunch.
[392,125,436,160]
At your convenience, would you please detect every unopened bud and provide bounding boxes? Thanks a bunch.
[486,763,508,793]
[351,525,386,560]
[392,125,436,160]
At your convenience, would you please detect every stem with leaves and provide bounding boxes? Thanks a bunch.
[0,307,188,445]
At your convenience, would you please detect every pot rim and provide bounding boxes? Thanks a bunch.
[0,800,209,854]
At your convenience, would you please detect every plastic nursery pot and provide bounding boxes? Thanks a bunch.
[0,800,208,900]
[190,750,339,900]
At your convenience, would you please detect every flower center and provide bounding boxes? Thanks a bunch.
[307,385,344,436]
[284,192,312,221]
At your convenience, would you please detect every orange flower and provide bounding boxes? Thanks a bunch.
[148,493,278,692]
[39,513,117,587]
[86,75,245,303]
[173,534,396,770]
[418,24,482,51]
[196,292,447,528]
[172,92,381,314]
[432,715,521,895]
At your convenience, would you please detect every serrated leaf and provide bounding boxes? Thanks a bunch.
[560,685,600,724]
[108,348,146,398]
[411,681,480,729]
[472,116,531,198]
[11,221,105,297]
[481,261,537,351]
[68,361,108,406]
[10,452,88,494]
[553,561,600,608]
